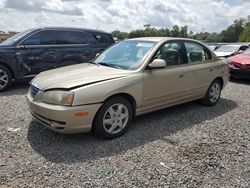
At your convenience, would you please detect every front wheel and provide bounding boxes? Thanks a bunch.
[93,97,133,139]
[201,79,222,106]
[0,65,12,92]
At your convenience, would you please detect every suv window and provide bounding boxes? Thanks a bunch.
[184,42,212,63]
[21,30,56,45]
[21,30,95,46]
[239,46,248,51]
[55,30,94,45]
[91,33,113,43]
[153,42,183,66]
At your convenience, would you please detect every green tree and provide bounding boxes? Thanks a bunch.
[239,26,250,42]
[112,30,128,40]
[170,25,180,37]
[179,26,188,37]
[220,18,245,42]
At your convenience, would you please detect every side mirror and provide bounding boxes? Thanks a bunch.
[148,59,167,69]
[95,53,100,57]
[237,50,243,54]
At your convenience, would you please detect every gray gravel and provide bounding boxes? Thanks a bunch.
[0,80,250,188]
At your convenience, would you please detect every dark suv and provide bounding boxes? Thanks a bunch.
[0,27,115,91]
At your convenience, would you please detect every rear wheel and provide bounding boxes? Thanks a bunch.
[93,96,133,139]
[0,65,12,92]
[201,79,222,106]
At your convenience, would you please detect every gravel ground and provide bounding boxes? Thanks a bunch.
[0,80,249,188]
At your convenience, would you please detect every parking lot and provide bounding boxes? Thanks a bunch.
[0,80,249,187]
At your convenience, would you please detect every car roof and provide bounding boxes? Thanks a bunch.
[127,37,204,43]
[223,44,247,47]
[34,27,111,34]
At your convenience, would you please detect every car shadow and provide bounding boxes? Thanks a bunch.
[230,78,250,85]
[0,81,29,96]
[27,98,237,164]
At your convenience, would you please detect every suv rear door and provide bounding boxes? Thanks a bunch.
[54,30,97,68]
[89,32,115,54]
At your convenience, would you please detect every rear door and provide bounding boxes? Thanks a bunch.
[16,30,58,76]
[55,30,96,68]
[90,32,115,54]
[183,41,216,98]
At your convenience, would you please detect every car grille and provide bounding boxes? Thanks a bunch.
[31,85,40,97]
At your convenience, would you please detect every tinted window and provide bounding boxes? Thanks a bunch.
[55,30,94,44]
[153,42,183,66]
[185,42,212,63]
[21,30,56,45]
[91,33,114,43]
[239,46,248,51]
[21,30,95,45]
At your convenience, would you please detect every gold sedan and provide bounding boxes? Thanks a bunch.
[27,37,229,139]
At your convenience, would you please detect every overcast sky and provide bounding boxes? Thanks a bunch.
[0,0,249,33]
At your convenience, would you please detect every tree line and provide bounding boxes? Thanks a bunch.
[112,15,250,42]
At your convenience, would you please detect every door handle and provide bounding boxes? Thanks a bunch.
[179,74,184,78]
[18,45,27,49]
[209,68,214,72]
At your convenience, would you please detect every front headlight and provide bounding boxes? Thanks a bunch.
[42,90,74,106]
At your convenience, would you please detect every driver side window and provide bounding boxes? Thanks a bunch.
[153,42,183,66]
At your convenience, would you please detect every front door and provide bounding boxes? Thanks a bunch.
[16,30,58,77]
[142,41,189,112]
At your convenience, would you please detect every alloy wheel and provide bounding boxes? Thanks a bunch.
[103,103,129,135]
[0,69,8,89]
[209,82,221,103]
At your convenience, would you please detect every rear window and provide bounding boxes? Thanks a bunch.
[55,30,95,45]
[91,33,114,44]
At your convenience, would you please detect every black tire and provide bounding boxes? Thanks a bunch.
[0,65,12,92]
[201,79,222,106]
[93,96,133,139]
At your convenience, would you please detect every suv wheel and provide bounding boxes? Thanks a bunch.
[93,96,133,139]
[0,65,12,92]
[201,79,222,106]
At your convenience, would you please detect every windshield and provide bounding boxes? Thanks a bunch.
[0,29,32,46]
[215,45,239,52]
[94,40,156,70]
[243,48,250,55]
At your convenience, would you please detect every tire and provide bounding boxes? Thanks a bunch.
[0,65,12,92]
[93,96,133,139]
[201,79,222,106]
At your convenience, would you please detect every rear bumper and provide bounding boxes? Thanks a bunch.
[230,68,250,79]
[27,93,102,134]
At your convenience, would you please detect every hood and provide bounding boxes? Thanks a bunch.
[214,51,234,57]
[229,54,250,65]
[31,63,132,90]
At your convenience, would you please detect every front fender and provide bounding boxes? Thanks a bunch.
[72,73,143,108]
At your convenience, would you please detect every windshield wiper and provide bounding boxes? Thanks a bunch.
[98,62,121,69]
[88,60,99,66]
